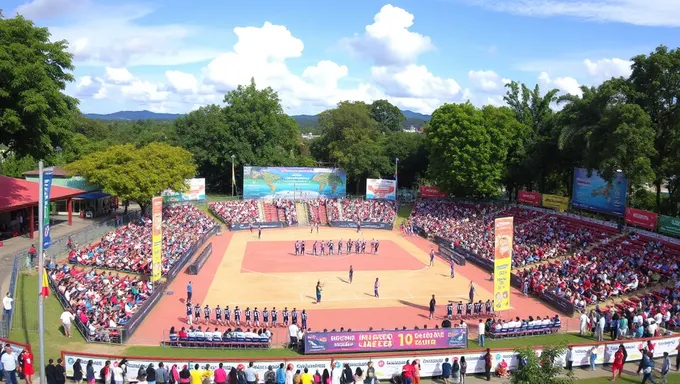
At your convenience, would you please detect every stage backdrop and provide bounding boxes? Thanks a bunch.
[162,178,206,202]
[366,179,397,200]
[243,167,346,199]
[493,217,513,311]
[572,168,628,216]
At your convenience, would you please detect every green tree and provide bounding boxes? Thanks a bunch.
[425,103,512,197]
[174,79,309,193]
[66,143,196,212]
[0,153,38,177]
[315,101,390,194]
[370,99,406,132]
[510,344,573,384]
[0,15,79,159]
[628,45,680,211]
[382,131,429,189]
[503,82,561,194]
[558,80,656,189]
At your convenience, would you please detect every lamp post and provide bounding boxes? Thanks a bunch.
[231,155,236,197]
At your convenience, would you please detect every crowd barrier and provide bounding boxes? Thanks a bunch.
[329,221,394,230]
[61,334,680,382]
[187,243,213,275]
[230,222,284,231]
[437,244,466,266]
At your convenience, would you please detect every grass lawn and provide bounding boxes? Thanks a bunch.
[578,372,680,383]
[467,332,592,349]
[397,204,413,221]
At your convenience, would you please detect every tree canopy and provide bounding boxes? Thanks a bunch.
[66,143,196,212]
[3,11,680,218]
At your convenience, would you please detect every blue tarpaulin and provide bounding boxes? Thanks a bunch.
[74,191,110,200]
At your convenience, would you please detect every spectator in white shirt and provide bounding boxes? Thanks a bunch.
[2,293,13,320]
[60,310,75,338]
[477,320,486,347]
[1,346,18,384]
[288,324,300,342]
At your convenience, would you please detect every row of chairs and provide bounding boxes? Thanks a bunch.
[164,338,270,349]
[488,323,561,339]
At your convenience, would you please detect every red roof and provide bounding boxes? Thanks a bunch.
[0,176,85,213]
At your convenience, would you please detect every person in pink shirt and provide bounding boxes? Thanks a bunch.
[214,363,228,384]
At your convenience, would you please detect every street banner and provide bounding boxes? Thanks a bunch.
[624,207,657,231]
[542,194,569,212]
[572,168,628,216]
[151,196,163,282]
[493,217,513,311]
[366,179,397,200]
[42,167,54,249]
[419,186,447,198]
[658,215,680,237]
[304,328,467,354]
[517,190,541,207]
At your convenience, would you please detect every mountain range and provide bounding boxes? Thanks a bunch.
[84,109,431,130]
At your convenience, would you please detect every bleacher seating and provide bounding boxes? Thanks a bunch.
[262,202,279,222]
[209,200,260,225]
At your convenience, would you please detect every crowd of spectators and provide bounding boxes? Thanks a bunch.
[49,265,151,342]
[486,314,561,338]
[273,199,298,225]
[68,204,217,275]
[168,325,271,345]
[209,200,260,225]
[327,199,397,223]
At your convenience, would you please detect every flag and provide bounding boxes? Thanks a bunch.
[394,157,399,179]
[41,268,50,297]
[232,162,236,186]
[42,167,54,249]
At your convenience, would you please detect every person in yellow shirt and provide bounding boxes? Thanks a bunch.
[300,368,314,384]
[190,364,203,384]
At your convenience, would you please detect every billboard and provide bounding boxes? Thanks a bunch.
[162,178,206,202]
[542,194,569,212]
[625,208,657,231]
[517,190,541,207]
[366,179,397,200]
[151,196,163,282]
[243,167,346,199]
[493,217,513,311]
[572,168,628,216]
[304,328,467,354]
[420,186,447,198]
[658,215,680,237]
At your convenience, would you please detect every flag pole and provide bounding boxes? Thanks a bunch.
[37,160,46,382]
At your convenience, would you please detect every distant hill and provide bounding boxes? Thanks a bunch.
[84,109,431,131]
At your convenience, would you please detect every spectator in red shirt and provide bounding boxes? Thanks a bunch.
[401,361,413,384]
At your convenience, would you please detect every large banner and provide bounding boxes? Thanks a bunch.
[493,217,513,312]
[420,186,447,198]
[542,194,569,212]
[366,179,397,200]
[151,196,163,282]
[162,178,206,202]
[42,167,54,249]
[658,215,680,237]
[304,328,467,354]
[572,168,628,216]
[517,190,541,207]
[243,167,346,199]
[329,221,393,230]
[625,207,657,231]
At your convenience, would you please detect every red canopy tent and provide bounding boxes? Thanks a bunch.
[0,176,84,239]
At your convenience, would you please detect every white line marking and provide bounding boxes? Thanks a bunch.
[225,295,465,306]
[408,291,414,299]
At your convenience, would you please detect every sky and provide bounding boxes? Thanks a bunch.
[6,0,680,115]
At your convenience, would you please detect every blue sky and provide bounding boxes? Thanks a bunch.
[6,0,680,115]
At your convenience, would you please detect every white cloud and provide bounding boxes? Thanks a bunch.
[104,67,135,85]
[468,70,503,91]
[372,65,461,100]
[75,75,106,99]
[14,0,89,19]
[121,80,169,103]
[583,58,633,82]
[165,71,200,94]
[465,0,680,27]
[538,72,583,97]
[341,4,434,66]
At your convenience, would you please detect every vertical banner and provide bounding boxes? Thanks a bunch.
[493,217,513,312]
[42,167,54,249]
[151,196,163,282]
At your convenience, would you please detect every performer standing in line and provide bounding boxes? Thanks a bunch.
[263,307,270,327]
[349,265,354,284]
[320,240,326,256]
[430,249,435,267]
[338,239,343,255]
[225,305,232,326]
[193,303,201,325]
[313,241,318,256]
[301,309,308,329]
[234,306,241,326]
[186,302,193,325]
[254,307,261,327]
[301,241,306,255]
[446,301,453,320]
[283,307,290,326]
[271,307,278,327]
[316,281,323,303]
[429,295,436,320]
[215,305,224,326]
[374,240,380,254]
[450,262,455,278]
[347,239,352,254]
[374,278,380,298]
[292,308,299,325]
[203,304,212,325]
